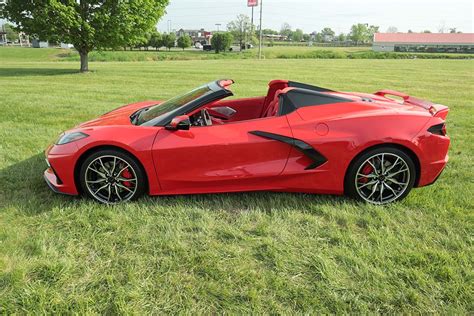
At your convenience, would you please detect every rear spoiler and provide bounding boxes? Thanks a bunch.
[374,90,449,119]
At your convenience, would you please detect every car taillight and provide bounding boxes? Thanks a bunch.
[428,123,447,136]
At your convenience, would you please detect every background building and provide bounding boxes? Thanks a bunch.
[373,33,474,53]
[176,28,212,45]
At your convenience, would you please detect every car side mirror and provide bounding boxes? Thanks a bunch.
[166,115,191,131]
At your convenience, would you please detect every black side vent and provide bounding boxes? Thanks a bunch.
[249,131,327,170]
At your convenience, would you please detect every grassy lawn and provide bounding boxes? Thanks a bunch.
[0,48,473,313]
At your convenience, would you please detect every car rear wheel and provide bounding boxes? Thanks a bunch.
[79,149,146,204]
[345,147,416,205]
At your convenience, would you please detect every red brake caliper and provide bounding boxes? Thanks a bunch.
[120,168,133,187]
[358,163,374,184]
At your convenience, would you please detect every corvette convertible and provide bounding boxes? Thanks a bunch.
[44,79,450,205]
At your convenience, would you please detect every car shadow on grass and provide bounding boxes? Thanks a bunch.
[0,67,80,77]
[0,153,352,215]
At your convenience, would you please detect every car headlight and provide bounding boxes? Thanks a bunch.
[56,132,89,145]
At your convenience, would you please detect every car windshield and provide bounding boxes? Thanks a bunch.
[136,85,212,125]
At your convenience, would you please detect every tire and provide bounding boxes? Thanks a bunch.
[345,147,416,205]
[79,149,146,204]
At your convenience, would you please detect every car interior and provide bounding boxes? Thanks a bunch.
[188,80,290,127]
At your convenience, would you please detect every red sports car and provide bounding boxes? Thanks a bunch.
[44,79,450,205]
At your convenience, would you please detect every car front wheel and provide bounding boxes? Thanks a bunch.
[345,147,416,205]
[79,149,146,204]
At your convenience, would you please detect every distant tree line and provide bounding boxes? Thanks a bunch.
[130,31,193,51]
[259,22,463,45]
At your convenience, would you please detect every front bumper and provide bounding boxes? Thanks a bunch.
[44,143,80,196]
[43,166,77,196]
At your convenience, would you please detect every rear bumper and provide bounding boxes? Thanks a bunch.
[416,132,450,187]
[418,154,448,187]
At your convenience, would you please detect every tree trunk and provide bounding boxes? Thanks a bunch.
[80,51,89,72]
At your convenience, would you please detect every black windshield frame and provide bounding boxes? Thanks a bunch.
[140,80,233,127]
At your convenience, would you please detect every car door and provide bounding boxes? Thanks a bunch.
[152,116,293,193]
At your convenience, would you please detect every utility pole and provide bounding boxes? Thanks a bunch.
[251,6,254,37]
[258,0,263,59]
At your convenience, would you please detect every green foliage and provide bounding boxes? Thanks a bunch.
[312,32,323,43]
[337,33,347,42]
[2,23,18,42]
[177,35,192,51]
[148,30,163,50]
[2,0,169,71]
[292,29,304,42]
[320,27,335,41]
[349,23,379,44]
[280,22,292,38]
[227,14,252,47]
[134,33,152,50]
[211,32,233,53]
[0,49,472,313]
[262,28,278,35]
[162,33,176,51]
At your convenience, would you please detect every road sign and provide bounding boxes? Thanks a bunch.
[248,0,258,7]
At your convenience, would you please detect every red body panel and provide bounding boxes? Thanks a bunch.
[44,80,450,199]
[152,116,292,193]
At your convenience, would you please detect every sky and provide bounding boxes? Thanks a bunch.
[157,0,474,34]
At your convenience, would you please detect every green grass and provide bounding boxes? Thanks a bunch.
[1,46,471,63]
[0,48,473,313]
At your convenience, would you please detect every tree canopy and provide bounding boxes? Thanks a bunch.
[280,23,292,38]
[211,32,233,53]
[1,0,169,72]
[148,30,163,50]
[162,33,176,51]
[291,29,304,42]
[349,23,379,44]
[227,14,252,48]
[2,23,18,42]
[177,35,192,51]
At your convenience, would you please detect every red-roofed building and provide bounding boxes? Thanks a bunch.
[373,33,474,53]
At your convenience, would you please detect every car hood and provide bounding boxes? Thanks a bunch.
[76,101,162,128]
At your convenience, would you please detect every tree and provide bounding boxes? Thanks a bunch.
[292,29,304,42]
[148,30,163,50]
[349,23,379,44]
[134,33,151,50]
[280,23,292,38]
[314,32,323,43]
[227,14,252,49]
[349,23,369,45]
[177,35,192,51]
[367,25,380,42]
[423,30,432,33]
[211,32,233,53]
[408,29,413,33]
[162,33,176,51]
[337,33,346,42]
[449,28,457,33]
[1,0,169,72]
[320,27,335,42]
[262,28,278,35]
[386,26,398,33]
[2,23,18,42]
